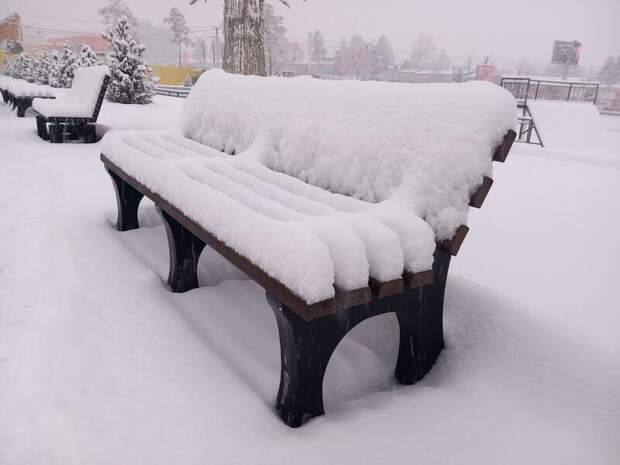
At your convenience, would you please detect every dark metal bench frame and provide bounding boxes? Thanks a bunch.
[1,87,56,118]
[34,75,110,144]
[100,129,516,427]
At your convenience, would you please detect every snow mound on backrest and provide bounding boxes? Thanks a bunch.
[182,70,516,239]
[64,65,109,113]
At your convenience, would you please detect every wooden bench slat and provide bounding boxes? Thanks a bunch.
[469,176,494,208]
[493,129,517,163]
[369,277,405,298]
[404,270,434,289]
[102,154,360,321]
[437,225,469,256]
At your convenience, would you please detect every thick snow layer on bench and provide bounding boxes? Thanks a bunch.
[32,66,109,118]
[103,131,437,303]
[103,74,515,304]
[183,70,517,240]
[4,79,56,98]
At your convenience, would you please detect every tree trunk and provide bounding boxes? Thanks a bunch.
[223,0,266,76]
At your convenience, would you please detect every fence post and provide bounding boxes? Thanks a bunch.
[567,83,573,101]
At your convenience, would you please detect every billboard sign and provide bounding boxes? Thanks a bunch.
[551,40,581,65]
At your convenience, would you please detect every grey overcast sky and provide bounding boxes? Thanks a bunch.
[2,0,618,67]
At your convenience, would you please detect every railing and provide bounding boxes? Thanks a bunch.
[155,84,191,98]
[500,77,599,107]
[517,106,543,146]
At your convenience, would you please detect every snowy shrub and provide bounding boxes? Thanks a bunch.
[33,51,54,85]
[48,45,80,88]
[48,51,61,87]
[7,53,35,80]
[80,45,98,67]
[103,17,155,104]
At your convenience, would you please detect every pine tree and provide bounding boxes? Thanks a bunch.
[99,0,138,29]
[310,30,327,62]
[264,2,288,75]
[53,44,80,88]
[103,17,155,104]
[48,50,62,87]
[34,51,54,85]
[164,8,193,67]
[371,36,395,76]
[80,45,98,67]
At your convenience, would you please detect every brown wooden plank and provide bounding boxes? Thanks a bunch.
[404,270,434,289]
[335,287,372,308]
[102,154,377,321]
[368,277,405,298]
[469,176,493,208]
[493,129,517,163]
[437,225,469,256]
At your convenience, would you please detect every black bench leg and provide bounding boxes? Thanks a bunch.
[16,101,26,118]
[266,250,450,428]
[268,295,337,428]
[395,250,450,384]
[105,168,144,231]
[83,124,97,143]
[49,123,64,143]
[159,209,206,293]
[36,116,49,140]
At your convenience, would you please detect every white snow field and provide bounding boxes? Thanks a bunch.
[528,100,614,156]
[0,95,619,465]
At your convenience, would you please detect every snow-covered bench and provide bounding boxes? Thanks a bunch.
[33,66,109,143]
[100,70,517,427]
[0,76,57,117]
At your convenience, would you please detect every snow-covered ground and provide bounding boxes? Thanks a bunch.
[0,97,618,465]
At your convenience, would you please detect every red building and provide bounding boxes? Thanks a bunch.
[47,35,108,57]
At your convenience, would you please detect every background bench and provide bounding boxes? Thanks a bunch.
[33,66,109,143]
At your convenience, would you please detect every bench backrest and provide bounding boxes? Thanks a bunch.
[181,70,516,237]
[65,65,110,119]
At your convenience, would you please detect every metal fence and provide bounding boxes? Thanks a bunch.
[155,84,191,98]
[500,77,599,107]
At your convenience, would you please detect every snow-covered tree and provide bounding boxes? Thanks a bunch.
[80,45,98,67]
[49,44,80,88]
[190,0,304,76]
[103,17,155,104]
[47,51,61,87]
[99,0,138,30]
[371,35,395,75]
[164,8,193,67]
[264,2,288,75]
[309,30,327,62]
[10,53,35,80]
[35,50,52,85]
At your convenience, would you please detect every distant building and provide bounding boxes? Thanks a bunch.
[46,35,108,58]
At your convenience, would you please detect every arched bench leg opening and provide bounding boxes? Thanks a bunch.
[106,168,144,231]
[267,249,451,428]
[159,209,206,293]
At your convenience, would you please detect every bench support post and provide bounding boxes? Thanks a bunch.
[36,116,49,140]
[267,250,449,427]
[48,123,64,143]
[105,168,144,231]
[395,249,450,384]
[159,209,206,293]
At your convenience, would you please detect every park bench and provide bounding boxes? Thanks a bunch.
[0,76,57,117]
[32,66,110,143]
[100,70,517,427]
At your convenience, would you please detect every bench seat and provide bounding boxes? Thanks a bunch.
[103,130,437,311]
